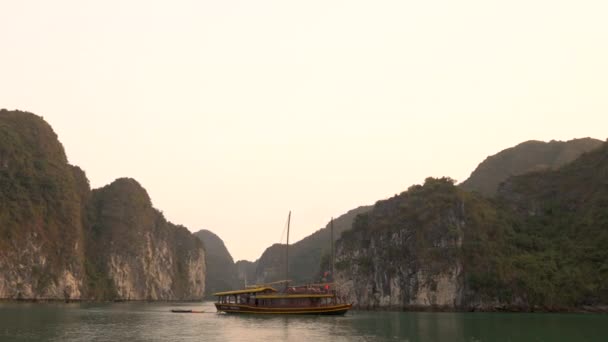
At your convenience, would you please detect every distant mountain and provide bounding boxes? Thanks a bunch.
[335,142,608,311]
[193,229,238,297]
[235,260,257,288]
[252,206,372,285]
[0,110,205,300]
[460,138,603,197]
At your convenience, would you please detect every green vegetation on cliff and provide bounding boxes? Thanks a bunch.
[460,138,602,197]
[337,177,498,308]
[491,143,608,307]
[0,110,205,300]
[337,143,608,310]
[87,178,206,300]
[0,109,87,299]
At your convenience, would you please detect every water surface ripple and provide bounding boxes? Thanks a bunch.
[1,302,607,341]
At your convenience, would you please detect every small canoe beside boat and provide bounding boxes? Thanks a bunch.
[170,309,205,313]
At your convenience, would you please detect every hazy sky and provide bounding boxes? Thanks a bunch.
[1,1,607,261]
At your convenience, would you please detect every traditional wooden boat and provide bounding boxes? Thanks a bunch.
[214,282,352,315]
[214,213,352,315]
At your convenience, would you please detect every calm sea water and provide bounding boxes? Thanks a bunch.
[0,301,607,341]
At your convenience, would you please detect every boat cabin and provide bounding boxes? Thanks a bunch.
[214,287,277,305]
[214,284,348,312]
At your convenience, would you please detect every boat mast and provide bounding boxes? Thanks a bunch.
[331,217,334,281]
[286,211,291,288]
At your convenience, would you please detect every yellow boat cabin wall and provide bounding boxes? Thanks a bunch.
[213,286,345,308]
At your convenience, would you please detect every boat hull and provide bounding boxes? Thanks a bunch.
[215,303,352,315]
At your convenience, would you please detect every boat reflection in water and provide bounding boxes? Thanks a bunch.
[214,281,352,315]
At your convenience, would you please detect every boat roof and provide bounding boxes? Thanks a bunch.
[213,287,277,296]
[256,294,334,299]
[245,280,292,288]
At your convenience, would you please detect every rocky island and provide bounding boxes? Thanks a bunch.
[236,137,608,312]
[2,109,606,312]
[0,109,205,301]
[334,140,608,312]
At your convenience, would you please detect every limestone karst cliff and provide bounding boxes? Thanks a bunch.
[335,178,475,310]
[87,179,205,300]
[0,110,205,300]
[193,229,238,297]
[0,110,88,300]
[335,143,608,311]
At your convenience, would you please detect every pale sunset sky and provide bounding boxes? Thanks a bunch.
[1,1,607,261]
